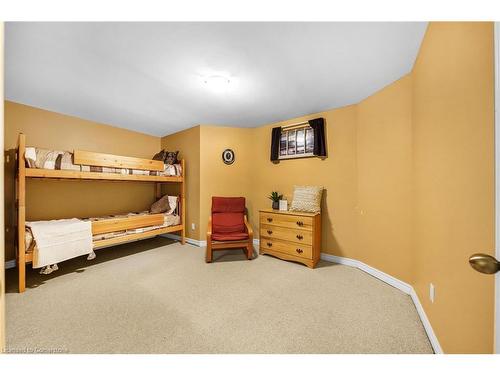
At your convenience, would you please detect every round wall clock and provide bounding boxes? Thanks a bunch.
[222,149,235,165]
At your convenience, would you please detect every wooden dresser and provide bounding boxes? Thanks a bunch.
[259,209,321,268]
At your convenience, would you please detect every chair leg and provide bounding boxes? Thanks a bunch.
[206,241,213,263]
[247,243,253,260]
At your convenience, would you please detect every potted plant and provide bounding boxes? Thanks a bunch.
[268,191,283,210]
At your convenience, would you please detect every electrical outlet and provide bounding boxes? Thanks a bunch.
[191,223,196,230]
[429,283,435,303]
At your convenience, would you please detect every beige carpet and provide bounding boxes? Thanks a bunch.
[5,237,432,354]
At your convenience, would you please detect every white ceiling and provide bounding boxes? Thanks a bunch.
[5,22,427,137]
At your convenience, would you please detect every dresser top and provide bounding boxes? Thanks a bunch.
[259,208,320,217]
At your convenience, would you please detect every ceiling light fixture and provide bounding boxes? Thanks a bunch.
[203,75,231,93]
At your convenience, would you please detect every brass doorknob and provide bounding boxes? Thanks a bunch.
[469,253,500,274]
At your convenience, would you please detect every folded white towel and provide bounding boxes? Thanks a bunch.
[28,218,93,268]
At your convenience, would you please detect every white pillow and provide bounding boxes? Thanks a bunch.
[25,147,37,168]
[290,186,323,213]
[165,196,178,215]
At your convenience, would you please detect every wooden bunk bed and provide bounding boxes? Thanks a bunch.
[16,133,186,293]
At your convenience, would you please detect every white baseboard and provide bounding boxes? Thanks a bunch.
[320,252,442,354]
[320,253,413,294]
[161,233,206,247]
[5,259,16,269]
[162,235,260,251]
[409,288,443,354]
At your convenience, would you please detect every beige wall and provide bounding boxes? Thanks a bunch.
[356,75,413,283]
[167,107,366,284]
[252,76,413,287]
[412,22,495,353]
[4,101,161,261]
[251,107,359,260]
[199,126,255,236]
[161,125,201,240]
[161,125,255,240]
[162,109,359,265]
[166,79,411,288]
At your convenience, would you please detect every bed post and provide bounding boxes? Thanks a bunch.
[181,159,186,245]
[17,133,26,293]
[155,182,162,200]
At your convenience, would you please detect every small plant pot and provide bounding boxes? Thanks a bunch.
[272,201,279,210]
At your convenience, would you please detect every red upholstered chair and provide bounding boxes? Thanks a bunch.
[206,197,253,263]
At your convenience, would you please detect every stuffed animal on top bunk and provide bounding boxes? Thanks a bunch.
[152,149,181,176]
[164,151,179,165]
[153,149,179,164]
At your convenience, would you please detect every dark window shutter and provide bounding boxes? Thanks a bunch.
[270,127,281,162]
[308,118,326,157]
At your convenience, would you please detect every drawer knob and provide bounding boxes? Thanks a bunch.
[296,234,303,240]
[296,248,303,254]
[267,217,273,222]
[267,242,273,247]
[267,230,273,235]
[296,221,304,226]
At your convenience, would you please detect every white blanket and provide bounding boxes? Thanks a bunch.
[27,218,93,268]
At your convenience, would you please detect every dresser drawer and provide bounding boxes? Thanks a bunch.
[260,237,312,259]
[260,224,312,245]
[259,212,313,231]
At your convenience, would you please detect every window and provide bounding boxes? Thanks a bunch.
[279,125,314,159]
[271,118,325,163]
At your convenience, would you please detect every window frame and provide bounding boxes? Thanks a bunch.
[278,124,315,160]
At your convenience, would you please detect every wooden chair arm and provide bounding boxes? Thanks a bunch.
[207,215,212,238]
[244,215,253,237]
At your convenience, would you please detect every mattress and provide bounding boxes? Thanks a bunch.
[24,147,182,176]
[25,211,181,252]
[91,212,181,242]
